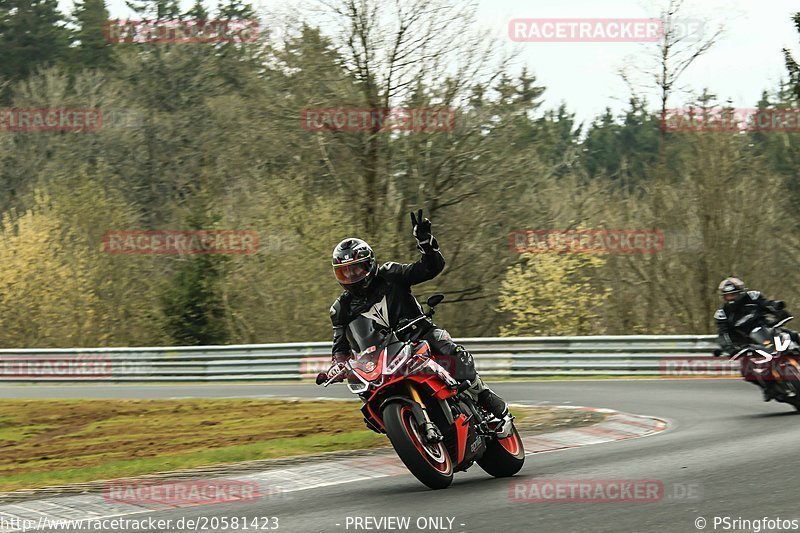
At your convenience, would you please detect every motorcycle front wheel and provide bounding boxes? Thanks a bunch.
[382,401,453,489]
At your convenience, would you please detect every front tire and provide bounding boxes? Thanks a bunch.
[382,401,453,490]
[477,424,525,478]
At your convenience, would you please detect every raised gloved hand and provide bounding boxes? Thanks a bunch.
[410,209,433,245]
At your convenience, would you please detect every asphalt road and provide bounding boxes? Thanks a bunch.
[6,379,800,533]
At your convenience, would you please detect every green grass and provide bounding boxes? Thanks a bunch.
[0,399,389,491]
[0,399,552,492]
[2,430,385,490]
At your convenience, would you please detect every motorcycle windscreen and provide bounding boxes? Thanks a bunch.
[346,315,388,354]
[349,332,406,382]
[749,326,775,347]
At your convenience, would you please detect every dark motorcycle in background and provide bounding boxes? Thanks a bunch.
[316,294,525,489]
[726,317,800,410]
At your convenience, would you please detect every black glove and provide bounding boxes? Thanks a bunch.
[317,358,348,385]
[410,209,433,245]
[316,370,345,384]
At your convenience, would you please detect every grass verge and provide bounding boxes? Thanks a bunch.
[0,399,600,492]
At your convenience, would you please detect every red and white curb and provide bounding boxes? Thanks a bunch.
[519,405,668,453]
[0,406,668,532]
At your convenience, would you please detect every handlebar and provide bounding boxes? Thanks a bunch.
[396,314,431,334]
[773,316,794,328]
[317,299,444,387]
[730,345,776,363]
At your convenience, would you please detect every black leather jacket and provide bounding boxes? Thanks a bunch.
[329,240,445,359]
[715,290,789,352]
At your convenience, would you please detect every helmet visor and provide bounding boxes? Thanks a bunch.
[333,260,371,285]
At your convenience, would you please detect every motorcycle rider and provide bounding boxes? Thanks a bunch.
[321,209,512,435]
[714,277,800,400]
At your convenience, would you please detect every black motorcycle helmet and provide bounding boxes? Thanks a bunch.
[332,238,378,297]
[718,277,746,304]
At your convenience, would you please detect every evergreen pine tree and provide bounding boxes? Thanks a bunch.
[0,0,70,100]
[71,0,115,70]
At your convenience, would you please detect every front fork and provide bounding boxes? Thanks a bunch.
[408,383,443,443]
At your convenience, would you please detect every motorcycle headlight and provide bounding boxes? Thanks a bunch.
[385,344,411,374]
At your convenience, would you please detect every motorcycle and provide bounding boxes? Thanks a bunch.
[317,294,525,489]
[729,316,800,410]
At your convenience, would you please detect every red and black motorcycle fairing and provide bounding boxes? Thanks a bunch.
[320,295,524,489]
[730,317,800,410]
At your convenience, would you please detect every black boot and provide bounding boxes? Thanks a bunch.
[477,389,508,419]
[477,389,514,438]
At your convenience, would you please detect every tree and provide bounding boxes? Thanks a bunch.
[783,12,800,101]
[619,0,722,135]
[161,254,230,345]
[0,192,99,347]
[184,0,208,20]
[0,0,71,101]
[0,179,166,347]
[310,0,514,236]
[747,87,800,214]
[216,0,253,19]
[581,99,661,188]
[497,252,610,336]
[125,0,179,19]
[71,0,115,70]
[592,101,800,334]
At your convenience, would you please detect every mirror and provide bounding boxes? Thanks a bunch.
[427,294,445,308]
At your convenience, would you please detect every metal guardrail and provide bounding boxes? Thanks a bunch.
[0,335,734,382]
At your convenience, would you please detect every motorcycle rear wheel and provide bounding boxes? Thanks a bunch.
[383,401,453,489]
[477,424,525,478]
